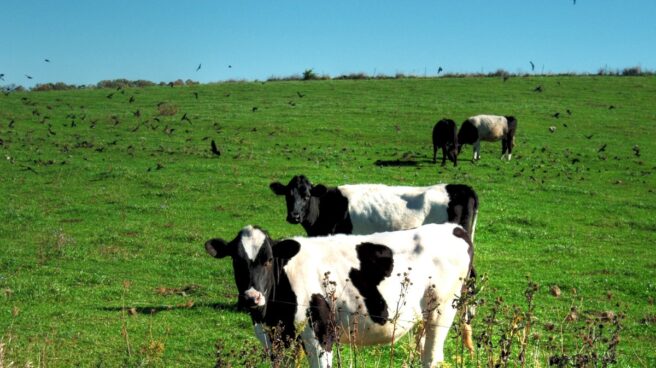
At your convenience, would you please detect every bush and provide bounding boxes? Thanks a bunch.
[303,69,318,81]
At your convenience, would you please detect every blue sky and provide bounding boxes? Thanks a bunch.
[2,0,655,87]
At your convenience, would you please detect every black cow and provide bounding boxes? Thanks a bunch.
[432,118,458,166]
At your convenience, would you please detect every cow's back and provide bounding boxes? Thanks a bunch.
[468,115,508,142]
[338,184,450,234]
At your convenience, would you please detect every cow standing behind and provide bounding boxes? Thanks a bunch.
[269,175,478,239]
[432,118,458,166]
[457,114,518,161]
[205,223,473,367]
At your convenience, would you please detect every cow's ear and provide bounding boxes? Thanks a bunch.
[310,184,328,197]
[269,182,287,196]
[205,238,233,258]
[272,239,301,260]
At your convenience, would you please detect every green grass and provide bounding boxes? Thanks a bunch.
[1,76,655,367]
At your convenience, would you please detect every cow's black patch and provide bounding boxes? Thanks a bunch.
[308,294,336,352]
[303,186,353,236]
[445,184,478,236]
[349,242,394,325]
[457,119,479,147]
[502,116,518,156]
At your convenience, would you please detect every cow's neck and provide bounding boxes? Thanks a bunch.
[301,195,325,236]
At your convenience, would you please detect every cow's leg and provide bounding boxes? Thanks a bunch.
[422,291,459,367]
[304,294,335,368]
[507,135,513,160]
[501,139,508,160]
[433,144,437,164]
[473,141,481,160]
[441,145,448,166]
[301,326,332,368]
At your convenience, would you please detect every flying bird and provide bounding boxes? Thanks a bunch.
[196,63,202,72]
[25,74,33,79]
[530,61,535,71]
[210,140,221,156]
[44,59,50,63]
[437,66,443,74]
[0,74,5,80]
[228,65,232,68]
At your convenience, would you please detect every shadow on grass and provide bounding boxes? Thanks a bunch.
[374,159,419,167]
[100,301,240,316]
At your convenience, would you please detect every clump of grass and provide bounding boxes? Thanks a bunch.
[157,102,178,116]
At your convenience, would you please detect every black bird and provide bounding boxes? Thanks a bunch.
[129,96,135,103]
[25,74,33,79]
[552,112,560,119]
[437,66,443,74]
[0,73,4,80]
[9,119,15,128]
[181,113,191,123]
[563,123,568,128]
[533,85,543,92]
[133,109,141,118]
[252,106,258,112]
[297,91,305,98]
[585,134,594,139]
[196,63,201,72]
[106,93,114,99]
[633,145,640,157]
[210,140,221,156]
[228,65,232,68]
[598,144,607,153]
[44,59,50,63]
[566,109,572,115]
[573,0,576,4]
[193,91,198,100]
[609,105,615,110]
[530,61,535,71]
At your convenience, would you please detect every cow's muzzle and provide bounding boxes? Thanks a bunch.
[244,288,266,308]
[286,214,301,224]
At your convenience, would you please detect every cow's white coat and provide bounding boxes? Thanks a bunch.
[338,184,453,236]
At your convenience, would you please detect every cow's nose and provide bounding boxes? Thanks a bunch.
[287,213,301,224]
[244,288,265,307]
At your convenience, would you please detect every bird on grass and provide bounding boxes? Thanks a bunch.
[598,144,607,153]
[566,109,572,115]
[633,145,640,157]
[252,107,258,112]
[106,93,114,99]
[193,92,199,100]
[297,91,305,98]
[585,134,593,139]
[552,112,560,119]
[129,96,135,103]
[533,85,543,92]
[181,113,191,123]
[211,140,221,156]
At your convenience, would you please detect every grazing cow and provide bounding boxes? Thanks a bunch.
[432,118,458,166]
[457,115,518,161]
[205,223,474,367]
[269,175,478,240]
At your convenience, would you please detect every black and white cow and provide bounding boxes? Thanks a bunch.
[457,114,518,161]
[432,118,458,166]
[269,175,478,240]
[205,223,473,367]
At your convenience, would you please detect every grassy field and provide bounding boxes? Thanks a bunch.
[1,75,655,367]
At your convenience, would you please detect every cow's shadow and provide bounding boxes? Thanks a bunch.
[100,301,240,316]
[374,158,436,167]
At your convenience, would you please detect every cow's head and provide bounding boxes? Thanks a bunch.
[205,225,300,310]
[446,142,458,166]
[269,175,327,224]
